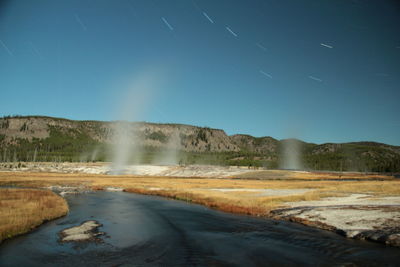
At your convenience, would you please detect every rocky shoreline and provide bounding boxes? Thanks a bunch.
[272,207,400,247]
[270,194,400,247]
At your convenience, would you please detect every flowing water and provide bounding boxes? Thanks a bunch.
[0,192,399,266]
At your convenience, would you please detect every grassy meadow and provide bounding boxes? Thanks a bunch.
[0,171,398,217]
[0,188,69,243]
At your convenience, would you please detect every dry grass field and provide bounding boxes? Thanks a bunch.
[0,171,398,217]
[0,188,69,243]
[234,169,395,180]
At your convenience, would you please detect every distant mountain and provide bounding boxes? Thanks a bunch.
[1,115,399,172]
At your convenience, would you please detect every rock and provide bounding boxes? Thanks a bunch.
[59,220,103,242]
[345,230,361,238]
[386,234,400,246]
[105,187,123,192]
[62,233,92,242]
[353,230,400,247]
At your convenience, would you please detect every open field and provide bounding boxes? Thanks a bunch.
[235,169,396,180]
[0,168,399,246]
[0,171,398,214]
[1,162,397,179]
[0,188,69,243]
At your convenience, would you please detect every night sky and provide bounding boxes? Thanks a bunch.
[0,0,399,145]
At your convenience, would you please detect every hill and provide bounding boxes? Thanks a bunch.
[1,115,399,172]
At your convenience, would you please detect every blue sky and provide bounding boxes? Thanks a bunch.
[0,0,399,145]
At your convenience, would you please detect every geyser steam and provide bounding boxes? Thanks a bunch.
[154,130,181,165]
[280,138,302,170]
[111,121,140,173]
[110,71,161,174]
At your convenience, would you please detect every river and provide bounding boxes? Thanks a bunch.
[0,192,399,266]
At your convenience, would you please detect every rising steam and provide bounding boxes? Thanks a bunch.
[110,70,164,174]
[280,138,303,170]
[153,130,181,165]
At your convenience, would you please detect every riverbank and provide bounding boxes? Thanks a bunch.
[0,169,399,247]
[0,188,69,243]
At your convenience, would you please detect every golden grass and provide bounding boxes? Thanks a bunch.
[326,181,400,196]
[0,188,69,243]
[122,187,346,216]
[0,171,399,218]
[234,169,395,180]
